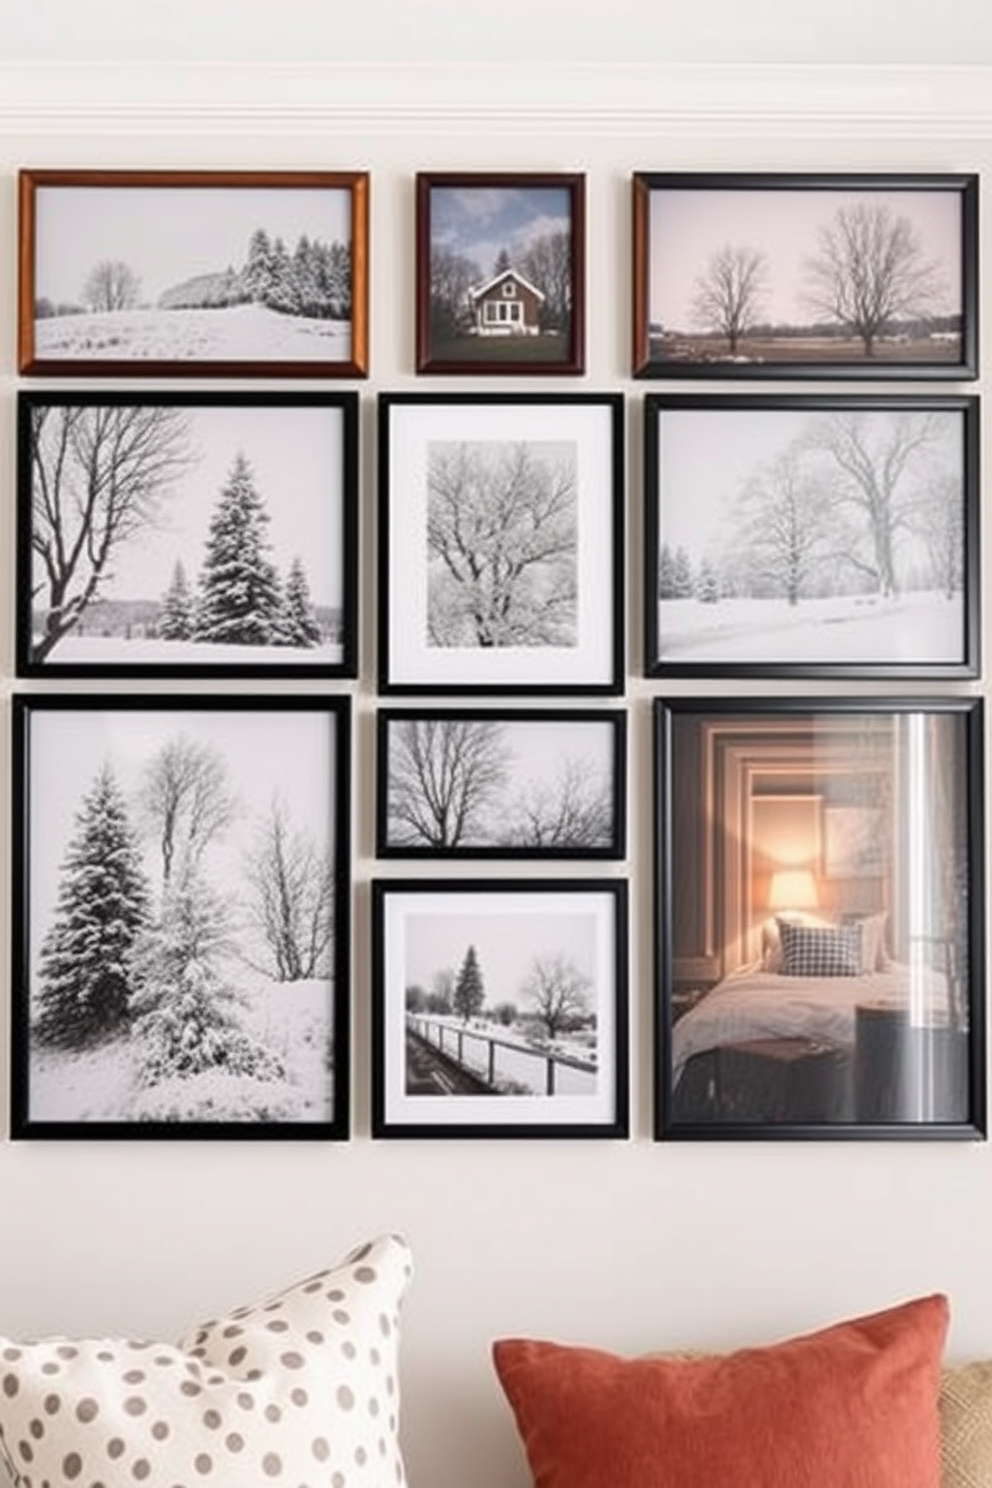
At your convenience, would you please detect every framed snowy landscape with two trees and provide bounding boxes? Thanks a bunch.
[10,695,351,1139]
[16,391,358,678]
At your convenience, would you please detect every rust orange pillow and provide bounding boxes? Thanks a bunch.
[493,1293,949,1488]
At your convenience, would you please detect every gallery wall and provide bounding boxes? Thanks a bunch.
[1,21,991,1488]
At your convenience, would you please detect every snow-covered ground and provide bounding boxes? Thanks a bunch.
[29,975,335,1125]
[34,304,351,363]
[657,590,962,664]
[412,1015,597,1098]
[39,633,345,667]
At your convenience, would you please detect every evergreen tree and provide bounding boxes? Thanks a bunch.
[264,236,297,315]
[195,453,284,646]
[696,558,720,604]
[158,559,195,640]
[672,546,695,599]
[281,556,323,648]
[242,227,274,303]
[36,764,150,1049]
[657,543,679,600]
[453,944,485,1023]
[493,247,512,276]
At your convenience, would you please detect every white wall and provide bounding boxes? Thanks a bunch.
[1,28,991,1488]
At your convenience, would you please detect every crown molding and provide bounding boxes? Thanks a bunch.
[0,61,990,139]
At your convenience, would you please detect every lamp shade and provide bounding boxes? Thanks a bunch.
[768,868,819,912]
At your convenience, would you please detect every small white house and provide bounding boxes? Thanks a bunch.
[467,267,545,336]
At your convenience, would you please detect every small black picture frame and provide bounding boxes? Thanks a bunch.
[11,693,351,1140]
[17,389,359,680]
[371,878,629,1139]
[655,696,986,1142]
[633,172,978,380]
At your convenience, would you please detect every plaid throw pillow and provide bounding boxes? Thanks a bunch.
[778,920,863,977]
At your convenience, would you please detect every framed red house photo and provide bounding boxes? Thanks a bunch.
[415,172,585,375]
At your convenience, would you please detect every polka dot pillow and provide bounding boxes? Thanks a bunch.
[0,1232,412,1488]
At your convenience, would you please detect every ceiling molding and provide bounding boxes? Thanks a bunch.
[0,61,990,139]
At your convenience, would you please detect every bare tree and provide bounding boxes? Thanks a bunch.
[503,757,612,848]
[429,245,481,339]
[691,243,769,354]
[730,446,838,605]
[910,472,965,600]
[244,797,335,981]
[803,203,944,356]
[518,231,572,332]
[81,260,142,313]
[427,441,577,648]
[387,717,509,848]
[521,954,591,1041]
[29,403,191,662]
[139,735,238,888]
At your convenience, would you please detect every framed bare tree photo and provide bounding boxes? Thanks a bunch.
[377,708,626,858]
[644,393,979,679]
[10,694,351,1140]
[633,173,978,379]
[17,391,359,679]
[378,393,624,694]
[19,169,369,377]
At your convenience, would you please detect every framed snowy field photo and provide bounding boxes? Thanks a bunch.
[10,695,351,1140]
[16,391,358,679]
[644,393,979,680]
[18,169,369,377]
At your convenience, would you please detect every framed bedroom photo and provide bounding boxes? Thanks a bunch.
[18,169,369,377]
[644,393,979,680]
[378,393,624,695]
[16,390,359,680]
[654,696,986,1141]
[632,172,978,380]
[376,708,626,859]
[415,172,585,374]
[371,879,629,1139]
[10,694,351,1140]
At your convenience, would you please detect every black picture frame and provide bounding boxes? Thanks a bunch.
[19,168,370,378]
[16,390,359,680]
[654,696,986,1142]
[415,172,586,375]
[10,694,351,1140]
[644,392,980,680]
[378,392,624,695]
[371,878,629,1139]
[376,707,626,859]
[633,172,978,380]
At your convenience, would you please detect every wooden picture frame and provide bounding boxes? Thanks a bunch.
[19,169,369,377]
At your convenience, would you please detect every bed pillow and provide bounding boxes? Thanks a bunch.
[760,912,832,972]
[777,919,863,977]
[493,1293,948,1488]
[941,1359,992,1487]
[841,909,891,972]
[0,1232,412,1488]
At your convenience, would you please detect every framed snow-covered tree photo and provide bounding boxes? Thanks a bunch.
[16,390,359,679]
[10,694,351,1140]
[644,393,980,680]
[18,169,369,377]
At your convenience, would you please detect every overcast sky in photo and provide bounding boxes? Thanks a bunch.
[35,185,352,305]
[430,186,570,283]
[404,903,598,1000]
[649,188,962,329]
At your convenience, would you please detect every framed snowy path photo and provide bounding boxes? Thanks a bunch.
[644,393,979,680]
[10,695,351,1139]
[16,391,359,679]
[18,169,369,377]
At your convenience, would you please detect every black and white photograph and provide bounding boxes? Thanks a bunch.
[19,169,369,377]
[632,173,978,379]
[10,695,351,1139]
[416,172,585,374]
[17,391,359,679]
[372,880,628,1138]
[378,393,624,694]
[644,395,979,679]
[655,697,985,1140]
[376,709,626,858]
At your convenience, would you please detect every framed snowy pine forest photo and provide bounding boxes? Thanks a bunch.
[378,392,624,694]
[10,694,351,1140]
[644,393,979,680]
[19,169,369,377]
[16,390,359,679]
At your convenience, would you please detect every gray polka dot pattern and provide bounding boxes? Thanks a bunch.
[0,1234,412,1488]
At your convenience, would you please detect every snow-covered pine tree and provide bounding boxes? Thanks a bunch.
[696,558,720,604]
[264,236,298,316]
[657,543,679,600]
[158,559,195,640]
[242,227,274,304]
[453,944,485,1023]
[672,546,695,599]
[36,764,150,1049]
[195,453,285,647]
[281,556,323,648]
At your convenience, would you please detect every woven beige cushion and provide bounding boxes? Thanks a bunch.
[941,1361,992,1488]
